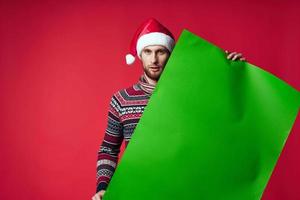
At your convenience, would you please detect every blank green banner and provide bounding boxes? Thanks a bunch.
[103,29,300,200]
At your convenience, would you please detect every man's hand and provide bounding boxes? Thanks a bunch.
[92,190,106,200]
[225,50,246,61]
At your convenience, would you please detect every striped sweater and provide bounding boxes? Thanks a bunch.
[96,74,155,192]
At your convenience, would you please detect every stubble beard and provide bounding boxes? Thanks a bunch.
[144,66,163,81]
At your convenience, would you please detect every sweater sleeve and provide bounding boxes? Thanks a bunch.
[96,94,124,192]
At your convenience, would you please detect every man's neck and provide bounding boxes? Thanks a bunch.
[144,73,157,86]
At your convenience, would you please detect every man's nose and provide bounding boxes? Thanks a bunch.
[150,53,158,63]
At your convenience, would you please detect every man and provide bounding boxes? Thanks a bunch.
[92,18,245,200]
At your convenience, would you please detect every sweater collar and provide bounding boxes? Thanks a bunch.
[138,74,156,95]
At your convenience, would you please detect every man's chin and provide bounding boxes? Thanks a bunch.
[145,71,161,81]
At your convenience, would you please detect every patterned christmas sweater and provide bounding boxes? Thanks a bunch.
[96,74,155,192]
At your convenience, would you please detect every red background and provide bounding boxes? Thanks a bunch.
[0,0,299,199]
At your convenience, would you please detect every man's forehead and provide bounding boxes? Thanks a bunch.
[143,45,168,51]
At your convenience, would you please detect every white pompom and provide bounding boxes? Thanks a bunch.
[126,54,135,65]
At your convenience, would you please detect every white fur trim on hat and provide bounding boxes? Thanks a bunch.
[126,54,135,65]
[136,32,175,58]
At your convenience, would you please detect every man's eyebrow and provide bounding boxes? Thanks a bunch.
[156,48,168,52]
[143,48,167,52]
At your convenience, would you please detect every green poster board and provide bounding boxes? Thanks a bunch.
[103,29,300,200]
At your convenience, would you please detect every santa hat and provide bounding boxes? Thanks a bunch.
[126,18,175,65]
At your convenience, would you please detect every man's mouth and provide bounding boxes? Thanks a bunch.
[149,65,161,71]
[149,67,160,72]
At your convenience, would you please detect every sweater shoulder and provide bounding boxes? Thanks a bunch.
[111,83,148,106]
[113,84,144,99]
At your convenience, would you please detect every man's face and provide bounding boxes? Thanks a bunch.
[140,45,170,81]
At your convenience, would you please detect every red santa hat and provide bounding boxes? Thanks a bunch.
[126,18,175,65]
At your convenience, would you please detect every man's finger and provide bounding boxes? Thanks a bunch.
[232,53,243,61]
[92,194,101,200]
[227,52,237,59]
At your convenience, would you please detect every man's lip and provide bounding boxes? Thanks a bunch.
[150,67,160,70]
[149,66,160,69]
